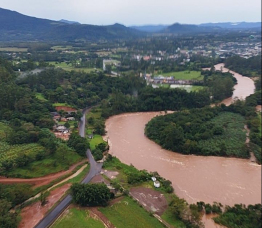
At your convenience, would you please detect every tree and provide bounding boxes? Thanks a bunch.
[0,199,18,228]
[71,183,112,206]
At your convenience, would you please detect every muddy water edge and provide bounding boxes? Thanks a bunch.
[105,65,260,227]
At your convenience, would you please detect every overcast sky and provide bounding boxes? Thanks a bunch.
[1,0,261,25]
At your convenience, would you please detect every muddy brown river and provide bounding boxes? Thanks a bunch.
[105,64,261,227]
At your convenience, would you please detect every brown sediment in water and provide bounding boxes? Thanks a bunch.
[105,112,261,207]
[213,63,255,106]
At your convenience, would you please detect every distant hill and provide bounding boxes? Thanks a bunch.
[161,23,222,34]
[59,19,81,25]
[200,22,261,29]
[0,8,144,41]
[130,25,169,32]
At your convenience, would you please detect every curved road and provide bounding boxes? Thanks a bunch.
[34,108,103,228]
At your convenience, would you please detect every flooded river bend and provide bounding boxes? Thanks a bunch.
[106,112,261,206]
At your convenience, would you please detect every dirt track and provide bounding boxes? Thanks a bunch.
[0,160,87,188]
[19,183,71,228]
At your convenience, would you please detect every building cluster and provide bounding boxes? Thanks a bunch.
[51,111,76,141]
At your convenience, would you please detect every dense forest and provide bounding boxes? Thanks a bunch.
[145,102,260,161]
[225,55,261,76]
[213,204,262,228]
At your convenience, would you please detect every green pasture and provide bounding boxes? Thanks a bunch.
[99,197,164,228]
[161,71,203,81]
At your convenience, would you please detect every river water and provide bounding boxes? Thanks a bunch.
[214,63,255,106]
[105,64,261,227]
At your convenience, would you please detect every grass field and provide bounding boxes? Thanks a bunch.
[99,196,165,228]
[89,135,105,150]
[51,207,104,228]
[161,71,203,81]
[0,47,28,52]
[35,93,48,101]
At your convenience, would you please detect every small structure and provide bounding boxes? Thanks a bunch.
[67,117,75,121]
[154,181,161,188]
[55,125,67,132]
[88,134,94,139]
[151,177,156,182]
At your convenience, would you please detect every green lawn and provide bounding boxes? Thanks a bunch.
[35,93,48,101]
[99,197,165,228]
[161,71,203,81]
[89,135,105,150]
[51,207,104,228]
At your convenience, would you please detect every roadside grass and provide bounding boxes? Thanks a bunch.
[86,108,106,150]
[99,196,165,228]
[51,207,105,228]
[0,47,28,52]
[7,153,82,178]
[35,93,48,101]
[161,70,203,81]
[89,135,105,150]
[66,165,90,184]
[161,209,187,228]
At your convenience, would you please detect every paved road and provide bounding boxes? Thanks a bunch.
[35,108,102,228]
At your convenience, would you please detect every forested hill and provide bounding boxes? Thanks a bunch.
[0,8,144,41]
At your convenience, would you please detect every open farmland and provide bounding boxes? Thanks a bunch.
[0,142,45,174]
